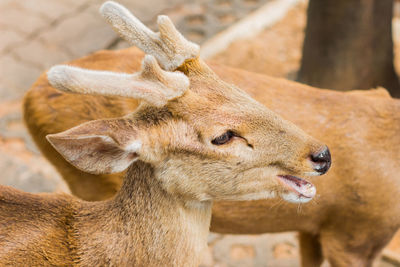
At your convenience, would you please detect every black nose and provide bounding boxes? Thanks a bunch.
[310,146,331,174]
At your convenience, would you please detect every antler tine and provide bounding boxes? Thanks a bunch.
[47,55,189,108]
[100,1,199,71]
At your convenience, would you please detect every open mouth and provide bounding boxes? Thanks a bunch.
[277,175,316,200]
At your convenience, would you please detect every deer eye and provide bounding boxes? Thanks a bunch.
[212,131,236,145]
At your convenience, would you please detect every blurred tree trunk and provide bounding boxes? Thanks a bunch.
[298,0,400,97]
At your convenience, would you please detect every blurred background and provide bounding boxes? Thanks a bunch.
[1,0,400,266]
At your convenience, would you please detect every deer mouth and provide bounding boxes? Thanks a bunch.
[277,175,316,200]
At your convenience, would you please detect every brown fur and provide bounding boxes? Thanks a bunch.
[0,162,212,266]
[4,43,326,264]
[212,62,400,266]
[23,46,400,266]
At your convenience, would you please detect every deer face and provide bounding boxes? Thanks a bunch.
[143,61,329,203]
[46,1,330,204]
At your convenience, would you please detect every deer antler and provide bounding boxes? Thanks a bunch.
[100,1,199,71]
[47,55,189,107]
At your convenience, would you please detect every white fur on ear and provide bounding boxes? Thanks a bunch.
[100,1,199,70]
[47,55,189,107]
[125,140,142,152]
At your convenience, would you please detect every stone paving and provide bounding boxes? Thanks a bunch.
[0,0,399,266]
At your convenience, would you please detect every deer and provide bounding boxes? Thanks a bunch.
[22,1,396,267]
[0,1,331,266]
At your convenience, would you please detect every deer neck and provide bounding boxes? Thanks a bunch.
[76,161,212,266]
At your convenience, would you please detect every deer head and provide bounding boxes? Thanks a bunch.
[46,1,331,204]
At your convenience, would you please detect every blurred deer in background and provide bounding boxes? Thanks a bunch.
[0,2,330,266]
[23,1,400,266]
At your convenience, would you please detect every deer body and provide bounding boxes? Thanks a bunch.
[0,162,211,266]
[25,45,400,266]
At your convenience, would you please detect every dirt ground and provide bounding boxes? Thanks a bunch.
[212,0,308,79]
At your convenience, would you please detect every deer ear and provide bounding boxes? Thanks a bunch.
[46,119,141,174]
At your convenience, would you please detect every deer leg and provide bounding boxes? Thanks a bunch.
[319,230,377,267]
[299,232,323,267]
